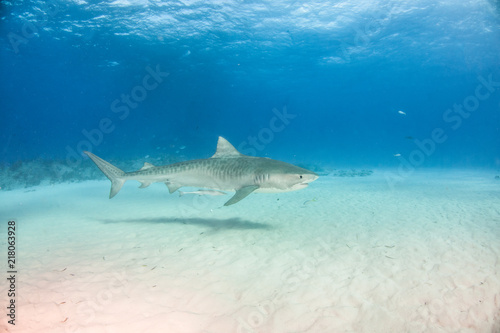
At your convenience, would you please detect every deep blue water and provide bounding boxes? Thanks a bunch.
[1,0,500,170]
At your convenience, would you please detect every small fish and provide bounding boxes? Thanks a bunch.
[179,189,227,197]
[393,153,401,157]
[398,110,406,115]
[303,197,317,205]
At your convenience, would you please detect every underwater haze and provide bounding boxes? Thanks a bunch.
[3,1,500,332]
[1,0,500,171]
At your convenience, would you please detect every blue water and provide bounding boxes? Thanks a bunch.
[1,0,500,171]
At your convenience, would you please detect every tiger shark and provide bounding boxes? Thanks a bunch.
[84,136,318,206]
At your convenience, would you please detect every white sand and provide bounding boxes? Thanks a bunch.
[1,169,499,333]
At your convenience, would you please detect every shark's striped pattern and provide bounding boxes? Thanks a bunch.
[85,137,318,206]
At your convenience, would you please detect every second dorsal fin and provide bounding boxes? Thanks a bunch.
[139,162,155,171]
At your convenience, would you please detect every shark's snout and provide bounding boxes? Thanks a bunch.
[293,172,318,190]
[301,173,319,184]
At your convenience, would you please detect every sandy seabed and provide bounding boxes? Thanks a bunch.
[1,169,499,333]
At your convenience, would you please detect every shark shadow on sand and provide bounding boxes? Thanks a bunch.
[100,217,273,231]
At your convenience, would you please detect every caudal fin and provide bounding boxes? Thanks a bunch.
[84,151,126,198]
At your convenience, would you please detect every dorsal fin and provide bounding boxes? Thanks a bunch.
[211,137,243,158]
[139,162,155,171]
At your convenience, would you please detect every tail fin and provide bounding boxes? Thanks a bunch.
[84,151,126,198]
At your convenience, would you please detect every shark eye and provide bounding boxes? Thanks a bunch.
[300,175,303,179]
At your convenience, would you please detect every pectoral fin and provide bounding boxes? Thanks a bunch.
[139,181,151,188]
[224,185,259,206]
[166,182,182,194]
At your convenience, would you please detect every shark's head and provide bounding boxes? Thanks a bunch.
[280,167,319,191]
[254,160,319,193]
